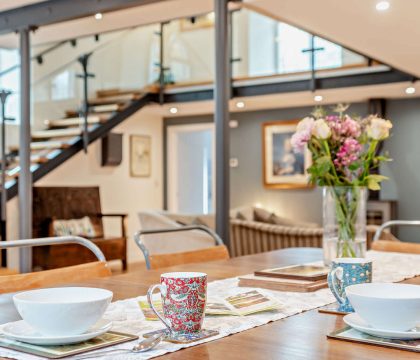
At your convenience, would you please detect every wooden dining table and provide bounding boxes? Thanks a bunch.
[4,248,420,360]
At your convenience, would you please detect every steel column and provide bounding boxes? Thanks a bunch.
[0,90,11,267]
[18,28,32,273]
[214,0,230,249]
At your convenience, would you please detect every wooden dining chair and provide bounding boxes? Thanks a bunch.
[371,220,420,254]
[0,236,111,294]
[134,225,230,269]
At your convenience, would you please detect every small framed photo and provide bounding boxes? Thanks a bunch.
[130,135,151,177]
[262,120,312,189]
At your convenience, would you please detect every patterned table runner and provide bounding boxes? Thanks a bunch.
[1,250,420,360]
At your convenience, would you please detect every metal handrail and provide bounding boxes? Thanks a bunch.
[0,236,106,262]
[373,220,420,242]
[134,225,224,270]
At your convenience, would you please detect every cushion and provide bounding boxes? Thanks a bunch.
[52,216,100,238]
[268,213,318,228]
[253,207,273,223]
[164,213,197,226]
[232,206,254,221]
[193,214,216,230]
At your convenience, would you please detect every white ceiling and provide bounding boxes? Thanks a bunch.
[244,0,420,77]
[0,0,43,12]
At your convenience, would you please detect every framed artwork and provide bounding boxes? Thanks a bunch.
[262,120,311,189]
[130,135,151,177]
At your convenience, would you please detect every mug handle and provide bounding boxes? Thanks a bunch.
[147,284,172,334]
[327,266,346,306]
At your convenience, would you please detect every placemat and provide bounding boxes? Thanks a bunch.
[1,250,419,360]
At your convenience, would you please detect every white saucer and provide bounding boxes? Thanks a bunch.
[1,319,112,345]
[343,313,420,340]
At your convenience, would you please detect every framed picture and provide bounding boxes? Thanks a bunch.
[130,135,151,177]
[262,120,311,189]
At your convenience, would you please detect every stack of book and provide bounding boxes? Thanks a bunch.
[238,264,330,293]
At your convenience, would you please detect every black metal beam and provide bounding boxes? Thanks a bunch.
[162,68,412,103]
[0,0,166,34]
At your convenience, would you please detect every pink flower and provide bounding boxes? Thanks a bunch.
[341,116,361,138]
[291,131,311,153]
[334,138,362,168]
[291,117,315,153]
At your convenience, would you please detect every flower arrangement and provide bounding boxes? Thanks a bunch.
[291,104,392,189]
[291,104,393,260]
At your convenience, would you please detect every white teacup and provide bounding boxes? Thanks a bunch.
[346,283,420,331]
[13,287,113,336]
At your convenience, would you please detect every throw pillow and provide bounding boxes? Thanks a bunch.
[52,216,99,238]
[253,207,273,223]
[193,215,216,230]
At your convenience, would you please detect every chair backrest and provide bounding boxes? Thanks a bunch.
[0,262,111,294]
[0,236,111,293]
[371,240,420,255]
[148,245,230,270]
[33,186,104,238]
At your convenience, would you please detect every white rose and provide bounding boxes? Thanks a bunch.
[296,117,315,133]
[312,119,331,140]
[367,118,392,140]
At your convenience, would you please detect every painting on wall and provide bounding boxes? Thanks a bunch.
[130,135,151,177]
[262,121,311,189]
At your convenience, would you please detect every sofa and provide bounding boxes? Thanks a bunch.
[138,207,325,257]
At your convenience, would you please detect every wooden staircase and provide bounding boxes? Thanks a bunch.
[4,88,154,199]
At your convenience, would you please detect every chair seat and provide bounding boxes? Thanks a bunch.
[33,236,126,270]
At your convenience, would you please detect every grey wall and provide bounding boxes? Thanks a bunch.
[165,99,419,242]
[381,98,420,242]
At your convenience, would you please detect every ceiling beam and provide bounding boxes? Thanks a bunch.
[0,0,167,34]
[162,68,412,103]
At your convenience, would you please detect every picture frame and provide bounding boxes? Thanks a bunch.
[262,120,312,189]
[130,135,151,177]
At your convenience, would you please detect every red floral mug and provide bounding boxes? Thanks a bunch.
[147,272,207,334]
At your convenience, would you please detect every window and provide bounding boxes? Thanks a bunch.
[0,48,19,123]
[51,70,75,100]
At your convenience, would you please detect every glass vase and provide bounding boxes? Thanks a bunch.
[323,186,367,265]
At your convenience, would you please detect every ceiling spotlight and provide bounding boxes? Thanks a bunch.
[169,107,178,114]
[314,95,323,102]
[236,101,245,109]
[405,86,416,95]
[94,13,103,20]
[376,1,390,11]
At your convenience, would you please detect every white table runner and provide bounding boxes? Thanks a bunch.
[1,250,420,360]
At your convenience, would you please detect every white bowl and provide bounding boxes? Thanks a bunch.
[346,283,420,331]
[13,287,113,336]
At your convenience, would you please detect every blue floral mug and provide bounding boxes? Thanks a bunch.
[327,258,372,312]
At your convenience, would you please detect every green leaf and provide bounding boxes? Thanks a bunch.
[368,179,381,191]
[366,174,388,182]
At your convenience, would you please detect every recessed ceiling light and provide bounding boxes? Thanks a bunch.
[94,13,103,20]
[169,107,178,114]
[376,1,390,11]
[405,86,416,95]
[314,95,323,102]
[236,101,245,109]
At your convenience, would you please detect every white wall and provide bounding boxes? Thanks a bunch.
[7,108,163,268]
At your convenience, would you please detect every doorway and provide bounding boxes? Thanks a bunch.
[167,123,215,214]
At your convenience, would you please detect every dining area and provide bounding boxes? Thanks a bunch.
[0,233,420,360]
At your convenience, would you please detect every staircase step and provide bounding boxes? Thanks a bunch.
[65,104,122,118]
[96,88,142,98]
[32,128,82,140]
[14,154,49,164]
[45,115,108,129]
[89,93,142,106]
[9,141,70,152]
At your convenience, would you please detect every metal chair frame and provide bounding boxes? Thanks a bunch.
[373,220,420,242]
[134,225,224,270]
[0,236,106,269]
